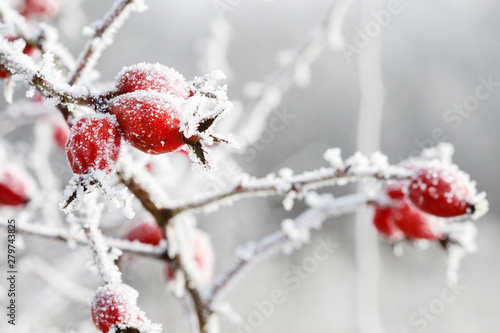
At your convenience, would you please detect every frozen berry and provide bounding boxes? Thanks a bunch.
[373,206,404,242]
[408,164,474,218]
[21,0,60,19]
[0,168,29,207]
[124,220,164,246]
[90,284,144,332]
[116,63,189,98]
[65,114,122,174]
[110,92,184,155]
[392,200,444,240]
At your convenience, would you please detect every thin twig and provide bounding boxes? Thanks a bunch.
[0,1,76,72]
[0,219,167,260]
[68,0,146,85]
[233,0,354,146]
[208,194,372,302]
[168,164,412,216]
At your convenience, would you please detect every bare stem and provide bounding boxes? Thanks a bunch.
[208,193,372,303]
[0,219,167,260]
[169,165,412,216]
[69,0,146,85]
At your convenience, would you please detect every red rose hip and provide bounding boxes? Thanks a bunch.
[22,0,60,19]
[116,63,189,98]
[0,168,29,207]
[373,206,404,242]
[65,114,122,174]
[110,92,185,155]
[90,284,144,332]
[392,200,444,240]
[124,220,164,246]
[408,164,474,218]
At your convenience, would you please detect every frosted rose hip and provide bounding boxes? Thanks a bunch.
[110,92,185,155]
[0,168,29,207]
[373,206,404,242]
[124,220,164,246]
[373,184,443,241]
[408,165,473,218]
[116,63,189,97]
[22,0,60,19]
[65,114,122,174]
[90,284,144,332]
[392,200,444,240]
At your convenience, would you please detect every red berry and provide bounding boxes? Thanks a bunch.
[65,114,122,175]
[116,63,189,98]
[90,284,144,332]
[110,92,184,155]
[124,220,164,246]
[408,164,474,218]
[392,200,444,240]
[0,168,29,207]
[372,206,404,242]
[373,183,443,241]
[22,0,60,19]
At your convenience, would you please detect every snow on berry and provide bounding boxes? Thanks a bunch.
[116,62,189,98]
[90,283,146,332]
[0,166,30,207]
[65,114,122,175]
[110,91,185,155]
[408,162,475,218]
[124,219,164,246]
[21,0,60,19]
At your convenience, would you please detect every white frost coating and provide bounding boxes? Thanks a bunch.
[0,2,76,70]
[420,142,455,164]
[60,171,135,219]
[30,121,62,227]
[445,221,478,285]
[324,147,344,169]
[71,194,122,285]
[211,302,242,324]
[3,76,15,103]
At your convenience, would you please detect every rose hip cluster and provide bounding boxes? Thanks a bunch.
[65,63,213,175]
[373,162,477,243]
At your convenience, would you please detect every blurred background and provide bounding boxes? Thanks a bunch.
[3,0,500,332]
